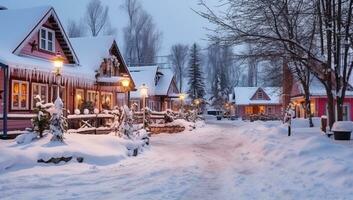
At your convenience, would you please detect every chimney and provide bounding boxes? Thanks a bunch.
[282,60,293,110]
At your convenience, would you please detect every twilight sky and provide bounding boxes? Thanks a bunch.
[0,0,214,56]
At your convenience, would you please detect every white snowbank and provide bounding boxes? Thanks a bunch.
[291,117,321,128]
[0,133,148,172]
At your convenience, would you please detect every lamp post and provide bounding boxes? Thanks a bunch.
[179,93,186,112]
[140,84,148,129]
[0,63,8,139]
[120,77,130,107]
[53,53,64,100]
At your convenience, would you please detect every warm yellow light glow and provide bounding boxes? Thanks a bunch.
[121,78,130,87]
[76,94,82,101]
[179,93,186,101]
[194,99,200,105]
[53,53,64,76]
[140,84,148,98]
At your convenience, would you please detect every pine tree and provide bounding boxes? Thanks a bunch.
[32,95,52,138]
[50,97,67,142]
[187,43,206,101]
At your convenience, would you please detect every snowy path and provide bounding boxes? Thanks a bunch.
[1,118,353,200]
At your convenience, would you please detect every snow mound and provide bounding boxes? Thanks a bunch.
[291,117,321,128]
[15,132,37,144]
[0,133,148,172]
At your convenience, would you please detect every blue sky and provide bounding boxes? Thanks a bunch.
[0,0,213,55]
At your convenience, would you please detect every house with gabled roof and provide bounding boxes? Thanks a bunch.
[230,87,282,119]
[290,76,353,121]
[129,66,179,111]
[0,6,135,132]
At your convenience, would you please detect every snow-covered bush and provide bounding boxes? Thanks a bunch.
[283,104,295,123]
[31,95,53,137]
[50,97,67,142]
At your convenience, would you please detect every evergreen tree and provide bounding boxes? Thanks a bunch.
[31,95,52,138]
[187,43,206,100]
[208,42,232,110]
[50,97,67,142]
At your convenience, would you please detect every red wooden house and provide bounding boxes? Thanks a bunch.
[230,87,282,119]
[129,66,180,111]
[290,77,353,121]
[0,6,135,132]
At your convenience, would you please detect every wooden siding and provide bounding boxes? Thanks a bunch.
[19,20,69,63]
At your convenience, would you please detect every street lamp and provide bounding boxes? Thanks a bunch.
[121,77,130,88]
[140,84,148,129]
[53,53,64,100]
[179,93,186,112]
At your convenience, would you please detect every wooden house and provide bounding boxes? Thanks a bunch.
[290,77,353,121]
[0,6,135,132]
[128,66,179,111]
[230,87,282,119]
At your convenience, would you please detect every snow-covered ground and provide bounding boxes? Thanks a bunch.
[1,117,353,199]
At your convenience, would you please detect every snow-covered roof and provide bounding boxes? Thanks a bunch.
[298,76,353,96]
[0,7,94,86]
[70,36,135,88]
[155,68,176,96]
[233,87,281,105]
[129,66,177,98]
[129,66,159,98]
[70,36,115,73]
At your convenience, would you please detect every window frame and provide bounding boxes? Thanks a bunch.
[39,27,55,53]
[101,92,113,110]
[343,104,351,121]
[87,90,100,109]
[75,89,85,109]
[245,106,253,115]
[11,80,29,110]
[31,83,48,109]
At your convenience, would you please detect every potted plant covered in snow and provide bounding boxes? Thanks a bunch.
[332,121,353,140]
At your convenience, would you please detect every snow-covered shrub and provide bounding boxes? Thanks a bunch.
[31,95,53,137]
[164,110,174,123]
[94,108,99,114]
[283,104,295,123]
[50,97,67,142]
[119,105,135,138]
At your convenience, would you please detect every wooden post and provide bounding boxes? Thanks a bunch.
[143,96,146,129]
[127,91,131,108]
[1,63,8,139]
[288,118,291,136]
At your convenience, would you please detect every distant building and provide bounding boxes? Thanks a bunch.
[290,77,353,121]
[129,66,179,111]
[230,87,282,119]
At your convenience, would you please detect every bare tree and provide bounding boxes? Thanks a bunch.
[103,19,117,36]
[122,0,162,65]
[85,0,109,37]
[67,19,86,38]
[169,44,189,92]
[197,0,353,127]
